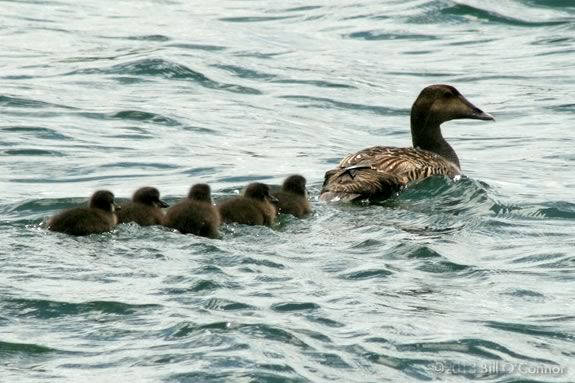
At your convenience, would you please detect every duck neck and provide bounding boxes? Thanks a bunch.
[410,113,460,168]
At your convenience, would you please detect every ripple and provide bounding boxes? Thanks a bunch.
[204,298,255,311]
[482,321,575,341]
[217,175,272,183]
[416,259,470,274]
[240,257,285,270]
[271,302,321,312]
[406,246,442,259]
[166,42,227,51]
[492,201,575,220]
[0,340,59,355]
[306,316,345,329]
[99,161,178,170]
[179,166,219,176]
[344,31,439,41]
[4,198,86,219]
[213,64,277,80]
[502,288,546,302]
[1,126,72,141]
[214,64,354,89]
[168,369,307,383]
[2,148,64,156]
[280,95,402,116]
[219,16,296,23]
[441,2,570,27]
[273,78,355,89]
[109,110,182,126]
[339,268,393,280]
[364,352,431,380]
[0,95,74,110]
[189,279,222,293]
[69,58,262,94]
[2,299,160,319]
[125,34,171,42]
[10,173,152,184]
[162,321,199,339]
[240,323,310,348]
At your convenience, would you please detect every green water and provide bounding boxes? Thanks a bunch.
[1,0,574,382]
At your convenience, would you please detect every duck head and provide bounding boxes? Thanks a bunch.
[410,84,495,168]
[188,183,213,203]
[411,84,494,127]
[282,175,307,197]
[133,186,169,208]
[89,190,119,212]
[244,183,278,203]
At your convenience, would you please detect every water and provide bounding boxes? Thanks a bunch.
[1,0,574,381]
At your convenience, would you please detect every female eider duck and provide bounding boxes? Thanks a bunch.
[320,84,495,202]
[117,186,169,226]
[163,184,220,238]
[218,183,278,227]
[48,190,119,236]
[272,175,311,218]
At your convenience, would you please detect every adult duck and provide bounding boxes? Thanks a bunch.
[320,84,495,202]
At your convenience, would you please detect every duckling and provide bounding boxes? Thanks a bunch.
[163,184,220,238]
[218,182,278,226]
[116,186,168,226]
[320,84,495,202]
[48,190,118,236]
[272,175,311,218]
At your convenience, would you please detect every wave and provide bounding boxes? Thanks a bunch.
[67,58,262,95]
[408,0,573,26]
[1,298,160,319]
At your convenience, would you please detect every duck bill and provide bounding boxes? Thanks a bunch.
[267,194,279,204]
[113,202,121,211]
[470,108,495,121]
[158,200,169,208]
[459,95,495,121]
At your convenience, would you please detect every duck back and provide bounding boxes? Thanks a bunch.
[272,190,311,218]
[320,147,460,201]
[117,203,164,226]
[218,198,276,226]
[164,200,220,238]
[48,208,116,236]
[164,183,219,238]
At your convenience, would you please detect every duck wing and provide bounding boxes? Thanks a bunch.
[320,146,460,202]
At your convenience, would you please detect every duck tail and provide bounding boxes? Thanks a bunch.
[320,165,401,202]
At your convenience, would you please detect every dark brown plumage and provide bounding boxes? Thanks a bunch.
[272,175,311,218]
[218,183,278,226]
[320,84,495,202]
[116,186,168,226]
[48,190,118,236]
[163,184,220,238]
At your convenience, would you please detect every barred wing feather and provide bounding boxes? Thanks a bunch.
[321,146,460,201]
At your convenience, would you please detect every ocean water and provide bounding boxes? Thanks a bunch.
[1,0,574,381]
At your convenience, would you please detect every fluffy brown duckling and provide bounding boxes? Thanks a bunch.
[48,190,118,236]
[218,182,278,226]
[320,84,495,202]
[163,184,220,238]
[116,186,168,226]
[272,175,311,218]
